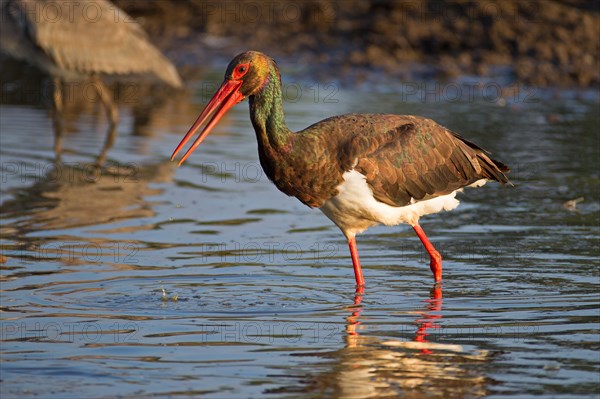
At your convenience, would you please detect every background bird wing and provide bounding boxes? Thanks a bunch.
[16,0,181,87]
[337,114,510,207]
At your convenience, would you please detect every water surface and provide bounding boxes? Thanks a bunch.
[1,69,599,398]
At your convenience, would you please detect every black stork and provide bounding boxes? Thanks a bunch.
[171,51,511,287]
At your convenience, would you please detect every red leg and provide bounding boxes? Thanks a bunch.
[412,224,442,282]
[348,237,365,287]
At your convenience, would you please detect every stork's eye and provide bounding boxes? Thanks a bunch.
[233,63,250,78]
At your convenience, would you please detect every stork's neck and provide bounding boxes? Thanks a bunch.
[248,67,292,151]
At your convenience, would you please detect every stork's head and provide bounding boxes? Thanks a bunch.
[171,51,276,165]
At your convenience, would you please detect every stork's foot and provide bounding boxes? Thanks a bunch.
[412,224,443,282]
[429,250,442,282]
[354,285,364,304]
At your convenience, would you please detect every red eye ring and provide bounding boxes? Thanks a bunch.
[233,63,249,78]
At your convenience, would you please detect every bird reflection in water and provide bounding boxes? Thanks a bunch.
[296,285,491,398]
[0,161,173,268]
[346,285,442,349]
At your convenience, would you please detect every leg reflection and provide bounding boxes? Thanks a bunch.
[94,78,119,165]
[346,286,364,339]
[52,78,64,163]
[414,283,443,354]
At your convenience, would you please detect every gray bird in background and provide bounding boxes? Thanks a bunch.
[1,0,183,163]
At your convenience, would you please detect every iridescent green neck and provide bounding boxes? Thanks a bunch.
[248,66,291,150]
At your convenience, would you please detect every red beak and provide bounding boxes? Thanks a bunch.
[171,80,245,166]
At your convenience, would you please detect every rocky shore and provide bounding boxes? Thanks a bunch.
[88,0,600,88]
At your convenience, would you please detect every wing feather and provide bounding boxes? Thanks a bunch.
[337,115,510,207]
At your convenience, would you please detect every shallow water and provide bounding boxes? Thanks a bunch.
[1,67,599,398]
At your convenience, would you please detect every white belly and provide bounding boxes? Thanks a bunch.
[319,170,486,238]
